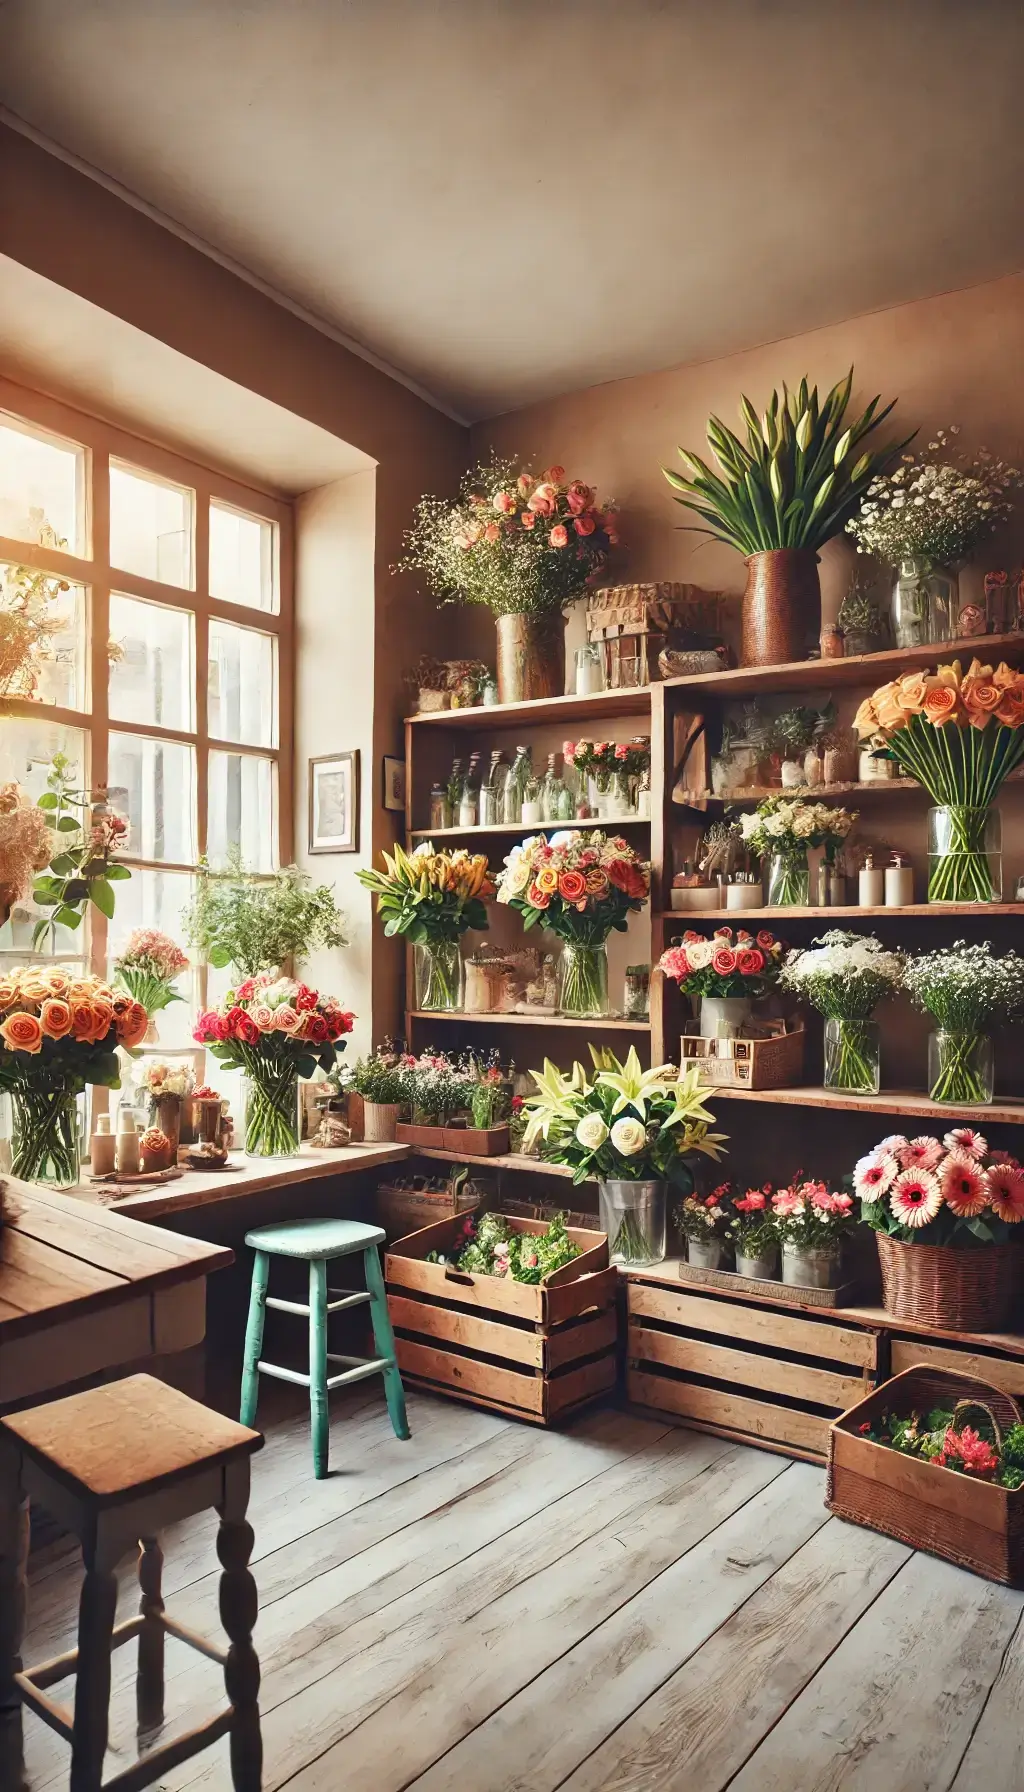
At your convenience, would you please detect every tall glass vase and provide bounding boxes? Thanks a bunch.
[557,942,609,1018]
[414,940,464,1011]
[11,1083,82,1187]
[244,1063,300,1157]
[891,558,956,648]
[928,1030,994,1106]
[824,1017,880,1095]
[927,806,1001,903]
[767,850,810,907]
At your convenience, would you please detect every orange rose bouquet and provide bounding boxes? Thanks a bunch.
[855,657,1024,902]
[496,830,650,1017]
[0,968,148,1186]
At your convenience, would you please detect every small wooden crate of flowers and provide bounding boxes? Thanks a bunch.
[385,1210,618,1425]
[827,1366,1024,1586]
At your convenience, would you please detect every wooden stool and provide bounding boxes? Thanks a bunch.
[240,1217,410,1479]
[0,1373,263,1792]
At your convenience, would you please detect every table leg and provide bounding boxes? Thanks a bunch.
[217,1459,262,1792]
[0,1436,28,1789]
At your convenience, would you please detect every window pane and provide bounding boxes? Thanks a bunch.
[207,751,275,872]
[0,717,88,956]
[107,866,196,1048]
[208,619,276,747]
[209,501,275,613]
[109,461,193,588]
[0,414,82,553]
[0,561,87,710]
[108,732,195,863]
[109,594,193,731]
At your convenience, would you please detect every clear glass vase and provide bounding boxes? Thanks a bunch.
[767,850,810,907]
[608,768,635,817]
[928,1030,994,1107]
[414,940,464,1011]
[824,1017,880,1095]
[557,942,609,1018]
[244,1065,301,1157]
[599,1179,667,1267]
[927,805,1001,903]
[11,1083,82,1187]
[891,558,957,648]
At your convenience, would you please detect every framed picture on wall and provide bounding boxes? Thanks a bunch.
[308,751,359,853]
[382,755,406,813]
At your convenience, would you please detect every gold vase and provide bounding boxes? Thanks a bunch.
[741,549,821,667]
[495,612,565,704]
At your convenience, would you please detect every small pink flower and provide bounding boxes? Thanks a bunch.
[944,1127,988,1161]
[493,492,516,513]
[483,521,501,543]
[520,510,537,529]
[549,524,569,548]
[899,1136,944,1172]
[854,1152,898,1204]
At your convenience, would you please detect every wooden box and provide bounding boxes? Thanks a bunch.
[374,1178,479,1244]
[395,1121,447,1148]
[679,1021,805,1090]
[586,582,729,687]
[441,1124,510,1157]
[385,1213,619,1425]
[827,1365,1024,1586]
[625,1271,878,1464]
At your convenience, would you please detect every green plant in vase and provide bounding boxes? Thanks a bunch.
[31,754,132,951]
[781,931,903,1095]
[902,942,1024,1108]
[183,849,347,975]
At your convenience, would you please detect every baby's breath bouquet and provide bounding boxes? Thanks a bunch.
[847,429,1022,567]
[781,931,903,1094]
[902,941,1024,1107]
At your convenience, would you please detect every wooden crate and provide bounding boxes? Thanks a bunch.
[374,1179,479,1244]
[385,1213,619,1425]
[890,1334,1024,1400]
[625,1274,879,1464]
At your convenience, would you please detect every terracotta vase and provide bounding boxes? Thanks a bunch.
[741,549,821,668]
[495,612,565,704]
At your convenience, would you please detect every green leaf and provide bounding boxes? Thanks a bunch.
[296,1054,317,1079]
[53,905,83,929]
[49,854,76,876]
[105,863,132,881]
[210,946,232,968]
[89,879,115,919]
[56,815,81,832]
[36,792,58,811]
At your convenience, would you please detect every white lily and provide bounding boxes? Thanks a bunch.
[595,1046,676,1119]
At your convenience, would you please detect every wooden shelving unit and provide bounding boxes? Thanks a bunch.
[659,630,1024,700]
[693,1085,1024,1125]
[407,1009,650,1031]
[410,817,649,841]
[405,685,651,731]
[659,903,1024,922]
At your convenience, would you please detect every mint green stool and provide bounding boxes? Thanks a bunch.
[239,1217,410,1478]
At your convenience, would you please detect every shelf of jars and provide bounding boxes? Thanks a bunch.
[657,904,1024,922]
[410,818,650,841]
[405,1009,651,1031]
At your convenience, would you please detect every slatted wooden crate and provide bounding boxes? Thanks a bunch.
[889,1333,1024,1400]
[625,1274,880,1464]
[385,1214,619,1425]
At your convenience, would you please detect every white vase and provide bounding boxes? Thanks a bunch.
[780,759,805,789]
[699,995,752,1040]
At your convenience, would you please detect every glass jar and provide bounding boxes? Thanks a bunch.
[624,965,650,1019]
[598,1179,667,1267]
[928,1030,994,1106]
[824,1017,880,1095]
[501,746,532,824]
[767,850,810,907]
[557,941,609,1018]
[414,940,464,1011]
[608,768,634,817]
[429,785,451,831]
[520,778,543,827]
[574,644,604,695]
[891,558,957,648]
[927,805,1001,902]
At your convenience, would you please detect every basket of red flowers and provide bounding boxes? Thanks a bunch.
[828,1364,1024,1586]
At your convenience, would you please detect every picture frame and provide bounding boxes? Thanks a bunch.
[382,754,407,814]
[308,751,359,854]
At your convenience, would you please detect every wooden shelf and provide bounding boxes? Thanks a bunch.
[409,818,649,840]
[661,631,1024,700]
[406,686,652,730]
[695,778,921,804]
[658,903,1024,922]
[409,1145,579,1178]
[691,1084,1024,1125]
[406,1010,650,1031]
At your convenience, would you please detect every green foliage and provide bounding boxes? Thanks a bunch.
[350,1048,410,1107]
[31,754,130,952]
[183,849,347,975]
[427,1210,581,1285]
[663,371,912,554]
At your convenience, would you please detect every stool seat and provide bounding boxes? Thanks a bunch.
[244,1216,385,1259]
[2,1374,261,1502]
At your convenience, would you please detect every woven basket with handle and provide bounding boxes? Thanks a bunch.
[827,1364,1024,1585]
[875,1231,1020,1332]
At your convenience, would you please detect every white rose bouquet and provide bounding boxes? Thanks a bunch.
[739,796,856,906]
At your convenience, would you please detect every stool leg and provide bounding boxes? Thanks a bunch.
[364,1245,411,1441]
[309,1258,330,1479]
[217,1460,262,1792]
[240,1250,269,1429]
[70,1533,119,1792]
[135,1535,165,1733]
[0,1439,28,1791]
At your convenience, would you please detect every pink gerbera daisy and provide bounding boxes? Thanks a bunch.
[899,1136,944,1172]
[877,1134,909,1157]
[988,1164,1024,1224]
[890,1167,942,1229]
[939,1154,991,1217]
[854,1152,898,1204]
[943,1127,988,1161]
[990,1150,1020,1169]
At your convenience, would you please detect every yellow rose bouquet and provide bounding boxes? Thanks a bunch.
[0,969,148,1186]
[855,658,1024,902]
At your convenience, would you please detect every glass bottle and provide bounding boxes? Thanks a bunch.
[521,777,543,827]
[458,752,481,828]
[429,784,451,831]
[446,756,465,824]
[479,750,505,826]
[502,745,532,824]
[541,753,566,824]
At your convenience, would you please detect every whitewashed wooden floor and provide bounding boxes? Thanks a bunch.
[18,1385,1024,1791]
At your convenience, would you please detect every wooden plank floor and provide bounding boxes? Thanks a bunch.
[17,1384,1024,1791]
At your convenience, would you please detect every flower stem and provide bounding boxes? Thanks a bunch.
[824,1019,878,1094]
[244,1065,300,1156]
[11,1085,81,1187]
[929,1031,991,1106]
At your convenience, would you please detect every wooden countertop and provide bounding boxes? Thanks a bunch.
[72,1142,408,1222]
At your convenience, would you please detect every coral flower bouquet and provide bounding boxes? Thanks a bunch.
[113,927,190,1020]
[0,968,148,1186]
[496,830,650,1017]
[855,658,1024,902]
[659,926,785,999]
[195,974,354,1158]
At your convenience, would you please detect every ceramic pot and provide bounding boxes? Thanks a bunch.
[741,549,820,667]
[699,995,752,1040]
[362,1100,402,1143]
[495,612,565,704]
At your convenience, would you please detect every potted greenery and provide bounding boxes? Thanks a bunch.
[443,1061,512,1156]
[399,459,618,703]
[771,1177,857,1288]
[729,1187,780,1278]
[836,571,887,657]
[350,1046,412,1142]
[395,1052,475,1147]
[663,371,908,666]
[183,851,346,976]
[522,1046,725,1267]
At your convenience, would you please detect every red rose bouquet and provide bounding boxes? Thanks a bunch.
[195,973,354,1158]
[659,925,784,999]
[496,829,649,1017]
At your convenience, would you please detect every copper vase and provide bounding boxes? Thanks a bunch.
[495,612,565,704]
[741,549,821,667]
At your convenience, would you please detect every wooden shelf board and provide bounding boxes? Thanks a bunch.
[406,686,652,730]
[694,778,921,804]
[658,903,1024,922]
[690,1084,1024,1125]
[406,1009,650,1030]
[409,818,649,840]
[409,1145,580,1179]
[660,631,1024,700]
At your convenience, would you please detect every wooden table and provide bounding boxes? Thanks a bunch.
[76,1141,409,1224]
[0,1178,232,1779]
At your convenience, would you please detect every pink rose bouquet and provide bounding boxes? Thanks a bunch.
[496,830,650,1017]
[659,926,785,999]
[194,973,354,1157]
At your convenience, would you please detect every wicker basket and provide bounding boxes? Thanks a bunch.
[827,1365,1024,1585]
[875,1232,1021,1333]
[679,1022,804,1091]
